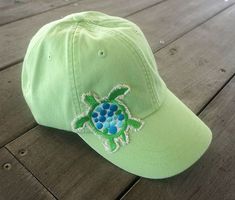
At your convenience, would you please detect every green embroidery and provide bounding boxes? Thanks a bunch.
[108,86,129,101]
[74,116,89,129]
[71,84,144,153]
[83,94,99,107]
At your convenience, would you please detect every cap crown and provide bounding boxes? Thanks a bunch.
[22,11,166,131]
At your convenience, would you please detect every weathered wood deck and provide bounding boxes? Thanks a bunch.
[0,0,235,199]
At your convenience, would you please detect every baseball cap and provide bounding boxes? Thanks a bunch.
[21,11,212,179]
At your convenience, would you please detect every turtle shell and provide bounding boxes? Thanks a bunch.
[89,101,127,137]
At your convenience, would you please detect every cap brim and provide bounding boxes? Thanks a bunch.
[79,89,212,179]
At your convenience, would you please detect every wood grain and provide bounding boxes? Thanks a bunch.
[0,147,55,200]
[1,0,235,70]
[127,0,235,52]
[155,3,235,112]
[6,126,135,200]
[4,2,235,200]
[0,0,81,26]
[0,0,162,70]
[121,76,235,200]
[0,64,35,147]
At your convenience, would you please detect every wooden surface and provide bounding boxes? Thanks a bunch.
[0,0,235,199]
[0,147,55,200]
[0,0,82,26]
[0,65,36,147]
[6,126,135,200]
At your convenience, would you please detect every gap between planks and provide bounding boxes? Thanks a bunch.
[0,0,82,26]
[2,146,58,200]
[124,0,166,18]
[153,1,235,54]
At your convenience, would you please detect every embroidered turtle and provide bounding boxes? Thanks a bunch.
[72,84,143,152]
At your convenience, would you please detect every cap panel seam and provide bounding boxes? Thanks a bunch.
[69,22,82,114]
[108,29,159,106]
[76,24,155,106]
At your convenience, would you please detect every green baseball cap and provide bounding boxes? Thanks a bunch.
[22,11,212,179]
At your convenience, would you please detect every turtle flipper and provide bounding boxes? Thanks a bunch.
[120,132,129,144]
[103,138,118,152]
[82,93,99,107]
[128,118,143,130]
[73,116,89,131]
[108,84,130,101]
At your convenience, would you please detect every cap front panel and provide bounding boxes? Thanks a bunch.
[72,24,160,118]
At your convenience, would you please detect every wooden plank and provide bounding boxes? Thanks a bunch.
[0,0,81,26]
[0,64,35,147]
[6,126,135,200]
[121,76,235,200]
[127,0,235,52]
[0,0,18,9]
[0,147,56,200]
[4,3,235,200]
[155,3,235,112]
[0,0,162,70]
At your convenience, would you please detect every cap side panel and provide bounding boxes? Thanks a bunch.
[94,16,167,109]
[22,22,78,131]
[75,26,155,118]
[110,30,158,107]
